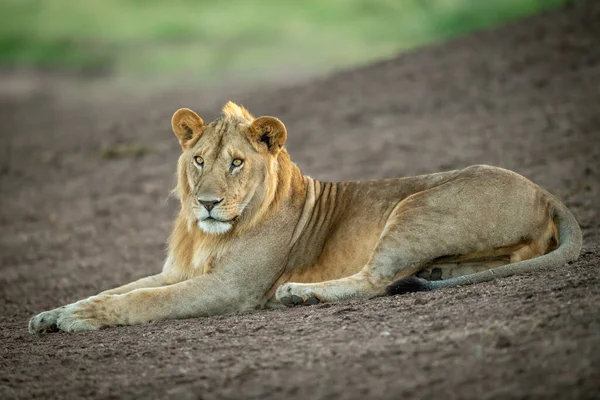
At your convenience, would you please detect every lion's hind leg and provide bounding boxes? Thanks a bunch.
[387,206,559,295]
[276,172,551,305]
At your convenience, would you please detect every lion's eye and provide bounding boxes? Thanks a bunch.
[231,158,244,168]
[193,156,204,167]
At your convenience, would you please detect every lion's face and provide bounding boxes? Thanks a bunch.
[184,120,267,235]
[171,102,287,235]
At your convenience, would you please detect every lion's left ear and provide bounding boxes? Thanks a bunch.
[248,116,287,154]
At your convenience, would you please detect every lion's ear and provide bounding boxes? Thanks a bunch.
[248,116,287,154]
[171,108,205,150]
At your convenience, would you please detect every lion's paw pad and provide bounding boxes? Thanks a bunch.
[29,308,63,334]
[277,285,321,307]
[279,294,320,306]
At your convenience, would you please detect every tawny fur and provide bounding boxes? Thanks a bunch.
[29,102,582,333]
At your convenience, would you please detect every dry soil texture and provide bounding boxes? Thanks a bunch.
[1,1,599,399]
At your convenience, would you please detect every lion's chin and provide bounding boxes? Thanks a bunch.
[198,218,233,235]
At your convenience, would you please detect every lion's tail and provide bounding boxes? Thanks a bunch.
[386,197,583,295]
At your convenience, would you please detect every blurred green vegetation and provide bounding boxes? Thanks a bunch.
[0,0,573,84]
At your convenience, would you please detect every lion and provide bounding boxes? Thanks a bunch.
[29,101,582,333]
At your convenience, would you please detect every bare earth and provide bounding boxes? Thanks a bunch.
[1,2,599,399]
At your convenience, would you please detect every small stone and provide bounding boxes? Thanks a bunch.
[414,297,428,305]
[494,333,512,348]
[380,331,391,337]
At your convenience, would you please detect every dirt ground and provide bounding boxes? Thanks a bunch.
[1,1,599,399]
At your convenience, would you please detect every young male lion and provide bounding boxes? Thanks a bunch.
[29,102,582,333]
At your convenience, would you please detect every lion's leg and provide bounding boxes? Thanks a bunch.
[30,273,253,333]
[29,273,168,333]
[99,273,167,295]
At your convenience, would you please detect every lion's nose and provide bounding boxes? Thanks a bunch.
[198,198,223,212]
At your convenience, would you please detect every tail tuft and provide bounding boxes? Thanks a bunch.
[386,277,431,296]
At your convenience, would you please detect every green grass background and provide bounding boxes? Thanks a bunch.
[0,0,573,85]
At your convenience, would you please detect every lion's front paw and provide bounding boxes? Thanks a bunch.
[29,307,65,334]
[56,295,119,333]
[276,283,321,307]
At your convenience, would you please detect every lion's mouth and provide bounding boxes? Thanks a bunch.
[204,216,238,223]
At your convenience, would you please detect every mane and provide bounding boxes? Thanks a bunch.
[222,101,254,124]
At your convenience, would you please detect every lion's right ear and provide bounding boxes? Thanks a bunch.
[171,108,205,150]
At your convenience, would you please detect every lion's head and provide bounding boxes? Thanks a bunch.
[171,101,288,235]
